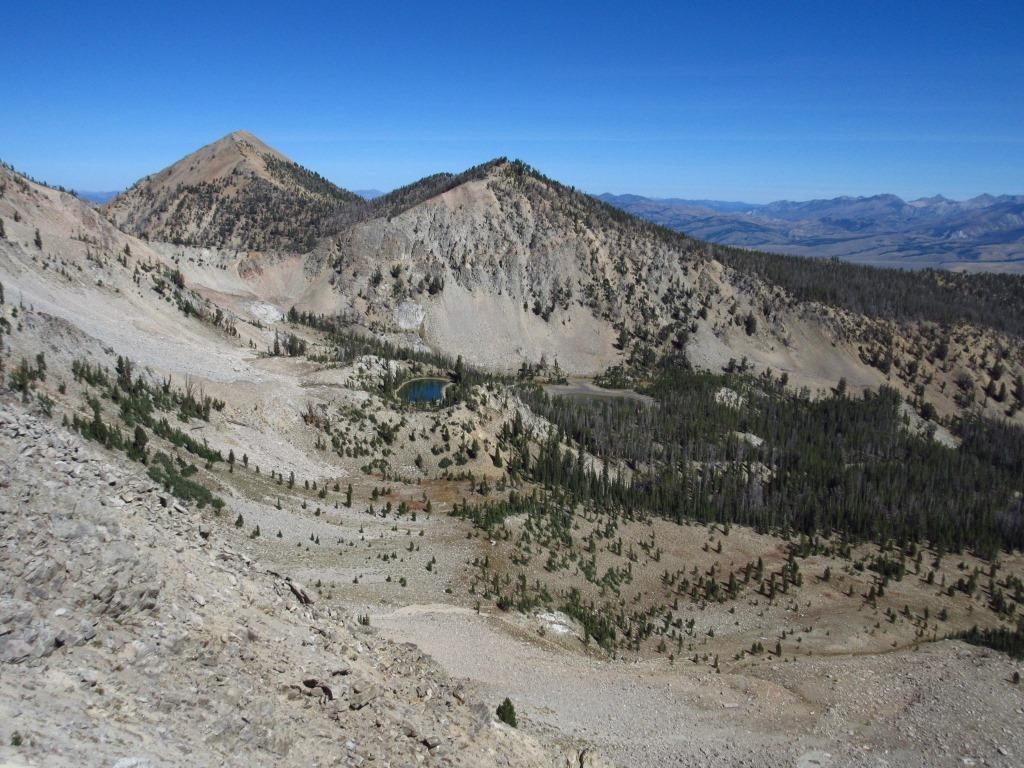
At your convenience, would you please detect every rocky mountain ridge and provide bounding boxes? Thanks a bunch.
[95,134,1024,423]
[6,136,1024,428]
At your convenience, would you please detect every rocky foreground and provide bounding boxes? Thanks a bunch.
[0,399,604,767]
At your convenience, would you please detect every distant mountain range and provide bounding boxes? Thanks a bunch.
[597,192,1024,272]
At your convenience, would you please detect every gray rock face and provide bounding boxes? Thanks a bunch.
[349,681,381,710]
[286,578,316,605]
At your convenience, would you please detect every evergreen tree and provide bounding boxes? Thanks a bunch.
[496,697,517,727]
[129,425,148,463]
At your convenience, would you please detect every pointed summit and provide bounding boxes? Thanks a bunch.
[225,128,260,142]
[105,131,362,251]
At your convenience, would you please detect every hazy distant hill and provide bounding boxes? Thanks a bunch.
[75,190,120,205]
[598,192,1024,272]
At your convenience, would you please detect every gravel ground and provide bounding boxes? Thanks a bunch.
[373,604,1024,767]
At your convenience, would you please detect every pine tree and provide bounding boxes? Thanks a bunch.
[496,697,517,727]
[129,424,148,462]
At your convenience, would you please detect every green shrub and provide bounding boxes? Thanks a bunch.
[147,452,224,511]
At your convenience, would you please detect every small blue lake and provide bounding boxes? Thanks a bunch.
[397,378,448,404]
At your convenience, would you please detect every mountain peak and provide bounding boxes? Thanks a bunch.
[214,129,280,156]
[225,128,259,142]
[103,132,361,251]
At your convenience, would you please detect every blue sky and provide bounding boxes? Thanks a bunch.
[2,1,1022,202]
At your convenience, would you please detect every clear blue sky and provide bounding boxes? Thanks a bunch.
[3,0,1021,202]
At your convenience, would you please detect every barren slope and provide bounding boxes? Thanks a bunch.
[0,402,590,768]
[309,160,1024,423]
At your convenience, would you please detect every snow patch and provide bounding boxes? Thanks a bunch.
[394,300,425,331]
[537,611,579,637]
[247,301,283,324]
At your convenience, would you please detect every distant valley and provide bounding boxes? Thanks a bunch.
[599,191,1024,272]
